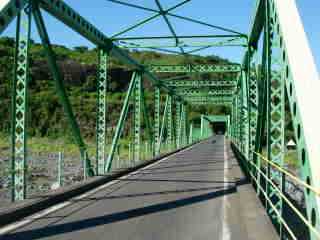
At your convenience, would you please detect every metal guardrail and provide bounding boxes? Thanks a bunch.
[244,150,320,239]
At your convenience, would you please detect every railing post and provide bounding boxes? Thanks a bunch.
[82,150,87,180]
[57,152,63,187]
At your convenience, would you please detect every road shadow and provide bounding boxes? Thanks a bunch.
[2,187,236,240]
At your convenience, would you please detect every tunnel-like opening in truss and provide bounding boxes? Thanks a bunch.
[212,122,226,135]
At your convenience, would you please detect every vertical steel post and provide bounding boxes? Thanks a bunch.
[181,104,187,146]
[134,73,142,162]
[154,87,160,155]
[96,49,108,175]
[11,7,32,201]
[167,95,173,151]
[266,0,285,234]
[175,102,181,148]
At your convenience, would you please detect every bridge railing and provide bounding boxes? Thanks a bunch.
[231,0,320,239]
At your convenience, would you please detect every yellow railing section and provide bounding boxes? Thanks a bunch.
[233,144,320,240]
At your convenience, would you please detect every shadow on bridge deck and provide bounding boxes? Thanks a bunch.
[0,136,278,240]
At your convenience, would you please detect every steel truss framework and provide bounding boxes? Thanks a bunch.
[1,1,320,239]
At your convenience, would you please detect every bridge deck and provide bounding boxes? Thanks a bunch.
[1,136,277,240]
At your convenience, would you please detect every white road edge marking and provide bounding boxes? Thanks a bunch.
[222,137,231,240]
[0,142,200,235]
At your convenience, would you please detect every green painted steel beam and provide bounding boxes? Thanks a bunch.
[11,7,31,201]
[148,64,241,73]
[32,3,94,176]
[105,0,158,13]
[154,87,161,155]
[154,0,189,54]
[248,0,265,47]
[175,102,181,148]
[31,0,184,102]
[166,95,173,151]
[176,89,235,96]
[190,101,232,106]
[105,0,244,36]
[114,34,244,41]
[118,37,247,49]
[167,12,246,36]
[111,0,190,39]
[96,49,108,175]
[134,73,142,162]
[105,71,138,171]
[165,80,236,87]
[0,0,28,35]
[120,42,246,49]
[159,94,169,153]
[141,82,153,155]
[184,96,233,101]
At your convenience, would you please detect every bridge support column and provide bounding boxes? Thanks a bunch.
[134,72,142,162]
[11,6,32,202]
[141,82,153,158]
[175,102,181,148]
[167,95,173,151]
[265,0,285,234]
[181,104,187,146]
[96,49,108,175]
[154,87,160,155]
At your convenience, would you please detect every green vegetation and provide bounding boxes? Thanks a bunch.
[0,37,232,156]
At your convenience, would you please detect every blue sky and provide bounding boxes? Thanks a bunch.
[2,0,320,73]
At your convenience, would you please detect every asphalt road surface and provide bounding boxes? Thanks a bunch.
[0,136,278,240]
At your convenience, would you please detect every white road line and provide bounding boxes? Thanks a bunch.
[222,137,231,240]
[0,143,200,235]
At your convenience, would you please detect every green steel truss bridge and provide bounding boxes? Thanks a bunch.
[0,0,320,239]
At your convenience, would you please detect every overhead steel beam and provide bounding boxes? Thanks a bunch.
[184,96,233,102]
[120,42,246,49]
[248,0,265,47]
[105,0,244,36]
[176,89,235,96]
[190,101,232,106]
[154,0,188,54]
[166,80,236,87]
[0,0,28,35]
[31,0,184,102]
[111,0,190,39]
[114,34,244,41]
[148,64,241,73]
[105,0,158,13]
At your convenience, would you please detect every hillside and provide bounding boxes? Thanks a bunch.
[0,37,231,139]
